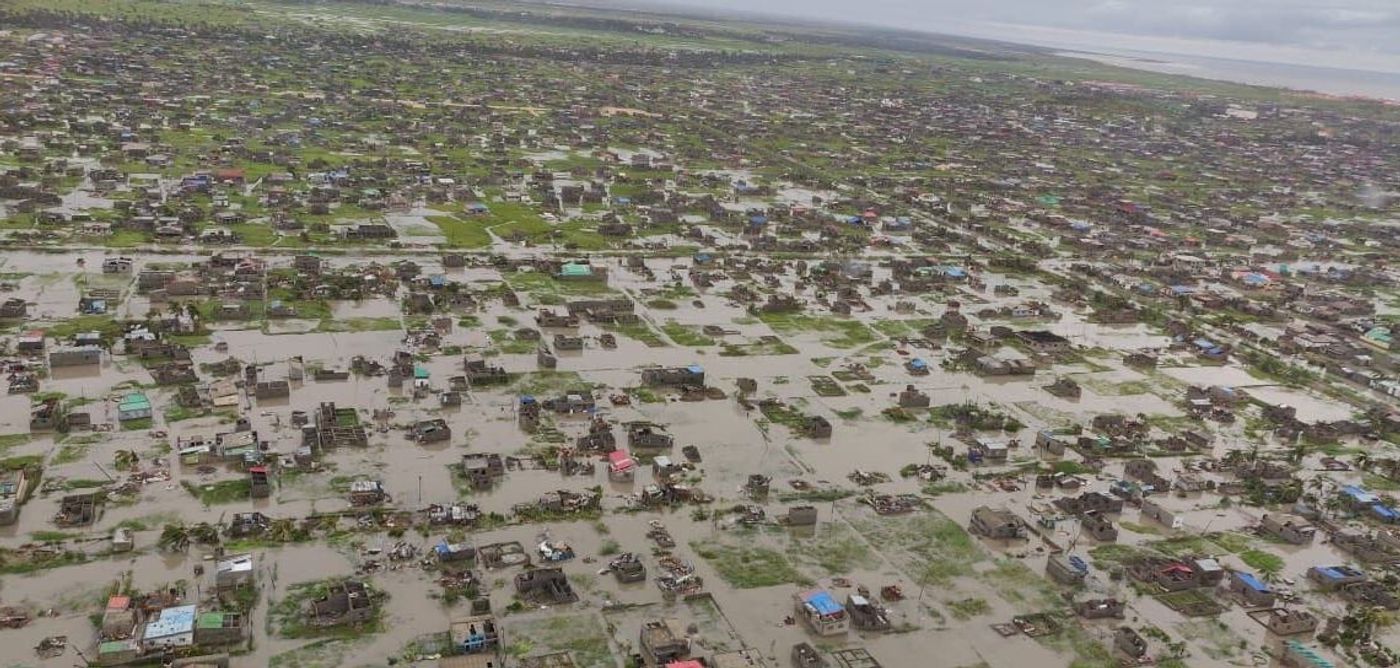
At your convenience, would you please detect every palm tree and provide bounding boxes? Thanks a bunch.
[158,524,191,552]
[189,522,221,545]
[113,449,139,471]
[268,518,297,543]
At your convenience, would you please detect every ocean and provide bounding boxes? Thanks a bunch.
[1057,48,1400,102]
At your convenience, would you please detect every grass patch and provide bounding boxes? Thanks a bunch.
[1238,549,1284,575]
[945,597,991,620]
[660,321,715,347]
[758,312,877,349]
[120,417,153,431]
[181,479,251,506]
[871,318,936,339]
[511,371,587,396]
[428,214,492,248]
[504,614,613,668]
[849,510,981,586]
[488,328,537,354]
[922,481,969,496]
[786,521,881,576]
[691,538,808,588]
[719,339,799,356]
[51,442,90,466]
[318,317,401,333]
[606,321,667,347]
[0,433,33,452]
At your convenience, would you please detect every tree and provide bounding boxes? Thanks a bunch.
[268,518,298,543]
[158,524,191,552]
[190,522,221,545]
[113,449,139,471]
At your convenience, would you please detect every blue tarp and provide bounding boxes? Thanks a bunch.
[909,358,928,370]
[803,591,843,616]
[1235,572,1270,592]
[1341,485,1379,505]
[1316,566,1350,581]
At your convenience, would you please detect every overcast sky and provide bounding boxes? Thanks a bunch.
[648,0,1400,73]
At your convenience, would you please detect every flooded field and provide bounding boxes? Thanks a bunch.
[0,246,1391,668]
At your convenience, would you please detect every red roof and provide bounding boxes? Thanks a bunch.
[107,595,131,610]
[666,662,705,668]
[607,450,635,470]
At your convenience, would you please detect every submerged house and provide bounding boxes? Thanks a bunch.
[794,590,848,636]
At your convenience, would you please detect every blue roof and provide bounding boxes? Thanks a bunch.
[1169,285,1194,295]
[519,395,536,404]
[1373,505,1399,520]
[1235,572,1270,592]
[687,364,704,374]
[909,358,928,369]
[429,275,446,287]
[802,591,843,616]
[144,604,196,639]
[1068,556,1088,573]
[943,267,967,278]
[1341,485,1379,504]
[1316,567,1348,581]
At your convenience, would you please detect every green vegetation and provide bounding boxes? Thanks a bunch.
[0,434,32,452]
[661,321,715,347]
[181,479,251,506]
[488,328,537,354]
[606,321,667,347]
[503,614,613,668]
[871,318,936,339]
[758,312,877,349]
[51,442,90,466]
[928,403,1024,431]
[691,539,808,588]
[945,597,991,620]
[1238,549,1284,576]
[785,521,881,576]
[850,511,981,586]
[269,578,384,639]
[428,215,492,248]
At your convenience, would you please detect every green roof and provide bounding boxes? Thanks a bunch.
[118,392,150,410]
[197,611,226,628]
[99,640,135,653]
[1286,641,1335,668]
[559,263,591,277]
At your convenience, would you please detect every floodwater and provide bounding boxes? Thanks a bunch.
[0,249,1376,667]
